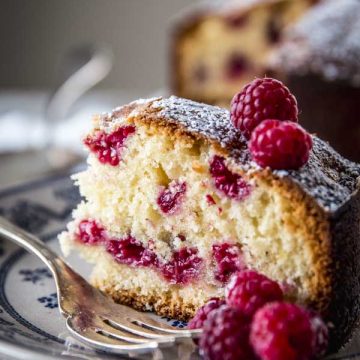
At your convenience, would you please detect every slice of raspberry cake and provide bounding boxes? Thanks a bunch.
[59,95,360,349]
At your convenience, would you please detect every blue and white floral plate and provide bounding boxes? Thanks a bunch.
[0,175,359,359]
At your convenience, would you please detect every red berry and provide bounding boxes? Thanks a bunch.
[209,156,251,201]
[250,302,314,360]
[231,77,298,138]
[157,181,187,215]
[212,243,245,283]
[309,312,329,357]
[84,125,135,166]
[200,305,256,360]
[188,298,226,329]
[206,194,216,206]
[161,247,203,285]
[77,220,106,245]
[106,236,158,267]
[226,271,283,318]
[249,119,313,170]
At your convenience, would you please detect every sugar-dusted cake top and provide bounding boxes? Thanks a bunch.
[101,96,360,213]
[271,0,360,86]
[152,96,250,161]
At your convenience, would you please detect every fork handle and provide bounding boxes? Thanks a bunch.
[0,216,59,273]
[0,216,101,318]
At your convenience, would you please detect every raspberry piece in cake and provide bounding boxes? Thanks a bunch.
[226,53,248,80]
[161,247,203,285]
[157,181,187,215]
[249,119,313,170]
[106,236,158,267]
[230,78,298,138]
[209,156,251,201]
[177,234,186,242]
[226,270,283,318]
[250,302,314,360]
[84,125,135,166]
[225,13,249,28]
[188,298,225,329]
[76,220,106,245]
[206,194,216,205]
[193,64,208,84]
[267,16,282,44]
[199,304,256,360]
[212,243,245,283]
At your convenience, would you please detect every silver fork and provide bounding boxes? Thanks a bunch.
[0,216,201,354]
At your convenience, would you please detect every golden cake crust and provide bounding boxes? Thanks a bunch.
[93,279,198,321]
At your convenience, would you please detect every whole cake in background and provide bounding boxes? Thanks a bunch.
[171,0,316,107]
[270,0,360,162]
[59,77,360,354]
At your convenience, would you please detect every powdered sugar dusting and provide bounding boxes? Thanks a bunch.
[273,0,360,86]
[152,96,250,161]
[276,136,360,212]
[98,97,160,132]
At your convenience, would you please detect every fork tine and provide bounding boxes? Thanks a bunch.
[66,318,159,354]
[100,318,189,339]
[98,320,177,345]
[131,315,202,337]
[101,317,177,339]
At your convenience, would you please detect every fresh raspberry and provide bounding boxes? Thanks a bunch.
[226,271,283,318]
[230,78,298,138]
[157,181,187,215]
[76,220,106,245]
[199,305,256,360]
[212,243,245,283]
[161,247,203,285]
[309,312,329,357]
[188,298,226,330]
[84,125,135,166]
[249,119,313,170]
[250,302,314,360]
[209,156,251,201]
[106,236,158,267]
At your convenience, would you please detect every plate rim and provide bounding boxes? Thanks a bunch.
[0,338,64,360]
[0,174,73,360]
[0,173,143,360]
